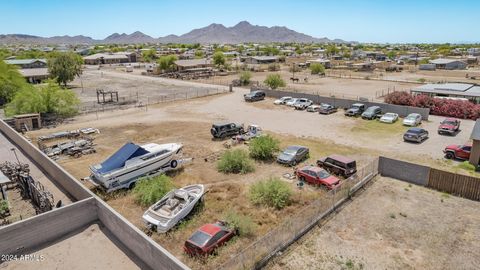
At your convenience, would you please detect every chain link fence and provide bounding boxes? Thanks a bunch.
[77,87,230,115]
[220,158,379,270]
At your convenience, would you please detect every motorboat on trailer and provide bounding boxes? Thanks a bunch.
[89,142,183,192]
[143,184,205,233]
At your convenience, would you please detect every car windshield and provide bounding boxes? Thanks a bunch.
[320,104,330,108]
[406,115,417,120]
[441,120,456,125]
[317,170,331,179]
[407,129,422,134]
[188,231,211,247]
[384,113,395,118]
[283,148,298,155]
[365,107,377,113]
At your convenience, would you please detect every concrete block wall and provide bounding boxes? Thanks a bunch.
[0,197,97,255]
[378,156,430,186]
[96,199,189,270]
[253,87,430,120]
[0,120,93,200]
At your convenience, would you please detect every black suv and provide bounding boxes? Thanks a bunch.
[344,103,366,117]
[211,123,244,139]
[361,106,382,120]
[317,155,357,177]
[244,91,266,102]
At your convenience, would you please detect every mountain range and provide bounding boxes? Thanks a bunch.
[0,21,351,45]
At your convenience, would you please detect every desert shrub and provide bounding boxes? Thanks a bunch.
[309,63,325,75]
[132,175,174,206]
[288,65,302,73]
[417,78,426,83]
[384,91,414,106]
[249,135,280,161]
[239,71,251,86]
[217,149,255,174]
[0,200,9,216]
[224,210,256,237]
[249,177,292,209]
[268,63,280,71]
[264,74,286,90]
[457,161,476,171]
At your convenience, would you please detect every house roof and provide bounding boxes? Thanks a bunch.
[4,59,47,65]
[411,83,480,97]
[174,59,211,67]
[251,56,278,61]
[83,53,129,60]
[471,120,480,141]
[19,68,49,77]
[429,58,466,65]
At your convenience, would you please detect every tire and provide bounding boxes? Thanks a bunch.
[445,152,455,159]
[299,176,305,182]
[170,160,178,169]
[211,128,217,136]
[128,181,136,190]
[291,160,297,166]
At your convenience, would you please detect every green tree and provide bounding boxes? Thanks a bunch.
[157,55,178,72]
[310,63,325,75]
[249,135,280,160]
[326,44,339,56]
[6,79,80,117]
[387,51,397,59]
[239,71,252,86]
[0,61,31,105]
[264,74,285,90]
[133,175,174,206]
[194,50,204,59]
[47,52,83,86]
[142,49,157,62]
[213,51,226,67]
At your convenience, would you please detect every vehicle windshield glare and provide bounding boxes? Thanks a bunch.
[284,148,297,155]
[317,170,330,179]
[441,120,456,125]
[188,231,211,247]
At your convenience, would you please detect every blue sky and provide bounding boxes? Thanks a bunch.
[1,0,479,43]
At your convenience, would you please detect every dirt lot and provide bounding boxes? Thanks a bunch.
[1,224,142,270]
[24,75,479,268]
[266,176,480,270]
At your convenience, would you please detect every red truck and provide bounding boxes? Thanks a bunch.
[295,165,341,189]
[438,118,461,135]
[443,144,471,160]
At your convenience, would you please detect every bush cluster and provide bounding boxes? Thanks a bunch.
[217,149,255,174]
[249,135,280,161]
[132,175,174,206]
[224,210,256,237]
[384,91,480,120]
[249,177,292,209]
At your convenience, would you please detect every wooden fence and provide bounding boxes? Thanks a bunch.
[428,168,480,201]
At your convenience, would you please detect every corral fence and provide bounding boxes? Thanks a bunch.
[220,158,379,270]
[77,87,230,115]
[379,156,480,201]
[252,87,430,120]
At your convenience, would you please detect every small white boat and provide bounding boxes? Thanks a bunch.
[142,184,205,233]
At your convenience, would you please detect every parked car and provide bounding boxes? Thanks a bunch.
[274,96,292,105]
[211,123,244,139]
[438,118,461,135]
[317,155,357,177]
[244,90,265,102]
[361,106,382,120]
[379,113,399,123]
[403,113,422,126]
[285,98,298,106]
[318,103,338,115]
[295,165,341,189]
[344,103,366,117]
[277,145,309,166]
[184,221,236,256]
[306,104,321,112]
[403,128,429,143]
[294,98,313,110]
[444,144,471,160]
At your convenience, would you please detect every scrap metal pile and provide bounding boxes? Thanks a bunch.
[37,128,99,159]
[0,162,55,214]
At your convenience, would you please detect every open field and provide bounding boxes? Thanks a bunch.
[25,77,479,268]
[1,224,141,270]
[266,176,480,270]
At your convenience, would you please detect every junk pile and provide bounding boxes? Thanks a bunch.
[0,162,55,214]
[37,128,99,159]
